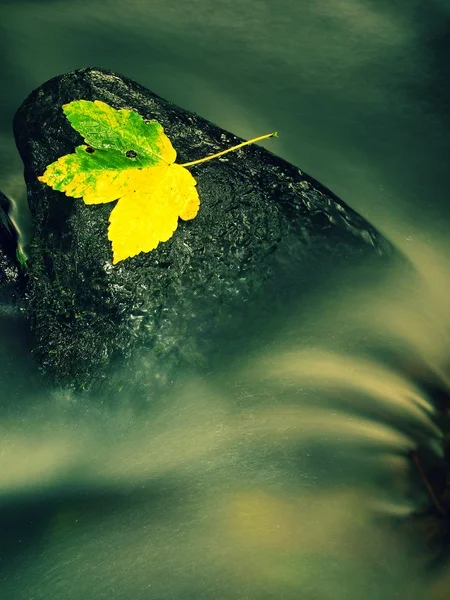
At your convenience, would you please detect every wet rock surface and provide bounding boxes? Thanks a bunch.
[14,67,397,392]
[0,191,20,308]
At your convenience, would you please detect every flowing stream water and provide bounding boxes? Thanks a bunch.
[0,1,449,598]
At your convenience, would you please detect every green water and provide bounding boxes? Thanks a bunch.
[0,1,449,598]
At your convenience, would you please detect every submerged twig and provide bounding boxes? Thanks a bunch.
[409,450,447,518]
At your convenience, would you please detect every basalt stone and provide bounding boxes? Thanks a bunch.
[13,67,397,392]
[0,191,20,308]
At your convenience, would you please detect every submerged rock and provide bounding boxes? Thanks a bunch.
[14,67,397,392]
[0,191,20,308]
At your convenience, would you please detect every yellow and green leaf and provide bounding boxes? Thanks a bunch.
[38,99,276,264]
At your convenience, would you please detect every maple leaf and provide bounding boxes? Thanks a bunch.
[38,100,276,264]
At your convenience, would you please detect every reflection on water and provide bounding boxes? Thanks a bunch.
[0,0,449,598]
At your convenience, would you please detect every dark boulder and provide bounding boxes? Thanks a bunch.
[13,67,398,393]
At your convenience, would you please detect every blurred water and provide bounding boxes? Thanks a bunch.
[1,257,448,599]
[0,1,449,598]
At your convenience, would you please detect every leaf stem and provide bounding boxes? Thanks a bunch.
[179,132,278,168]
